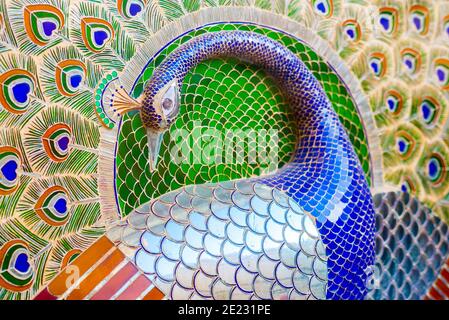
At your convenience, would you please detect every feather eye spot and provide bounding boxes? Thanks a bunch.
[55,60,86,97]
[0,146,21,196]
[0,240,34,292]
[118,0,145,19]
[384,90,403,115]
[409,5,429,36]
[395,131,415,159]
[433,58,449,89]
[378,7,398,35]
[419,97,439,125]
[312,0,333,18]
[401,48,421,76]
[369,53,387,78]
[80,17,114,53]
[427,154,446,185]
[400,178,415,193]
[0,69,35,114]
[34,186,70,226]
[42,123,72,162]
[342,20,361,42]
[23,4,65,46]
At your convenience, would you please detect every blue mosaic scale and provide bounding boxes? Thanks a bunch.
[108,31,376,300]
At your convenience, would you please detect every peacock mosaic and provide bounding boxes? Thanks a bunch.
[0,0,448,300]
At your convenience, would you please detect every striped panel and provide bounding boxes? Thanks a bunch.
[90,262,138,300]
[33,236,165,300]
[116,274,153,300]
[426,261,449,300]
[39,236,115,299]
[65,248,125,300]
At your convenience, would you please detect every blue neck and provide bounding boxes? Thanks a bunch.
[143,31,364,214]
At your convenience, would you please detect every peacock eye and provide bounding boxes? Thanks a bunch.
[160,82,179,119]
[162,98,174,112]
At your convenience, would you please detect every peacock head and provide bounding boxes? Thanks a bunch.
[141,78,181,131]
[137,74,181,171]
[112,75,181,171]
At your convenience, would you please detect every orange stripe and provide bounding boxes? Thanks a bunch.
[142,287,165,300]
[48,236,114,297]
[66,248,125,300]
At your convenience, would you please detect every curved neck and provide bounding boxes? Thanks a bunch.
[143,32,363,200]
[145,31,348,164]
[147,31,333,127]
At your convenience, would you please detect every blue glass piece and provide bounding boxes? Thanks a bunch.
[405,59,412,69]
[346,29,354,39]
[42,21,56,37]
[129,3,142,16]
[398,140,406,153]
[1,160,18,181]
[421,107,430,121]
[14,253,30,273]
[54,198,67,214]
[12,83,31,104]
[387,98,395,111]
[70,74,82,88]
[428,159,438,178]
[413,17,421,30]
[317,2,326,13]
[94,30,108,46]
[437,69,445,82]
[57,136,69,151]
[370,62,379,74]
[380,17,390,30]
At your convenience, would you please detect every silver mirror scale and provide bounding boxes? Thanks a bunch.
[107,189,449,300]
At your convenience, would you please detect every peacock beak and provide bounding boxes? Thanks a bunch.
[146,128,164,172]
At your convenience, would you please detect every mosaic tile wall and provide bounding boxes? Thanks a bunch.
[0,0,448,300]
